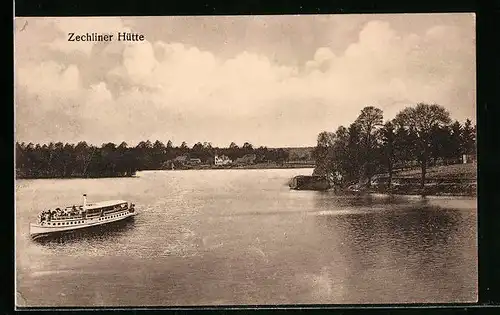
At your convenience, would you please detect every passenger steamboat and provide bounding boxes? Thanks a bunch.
[29,194,137,239]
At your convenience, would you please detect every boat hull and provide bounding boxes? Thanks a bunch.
[30,210,137,239]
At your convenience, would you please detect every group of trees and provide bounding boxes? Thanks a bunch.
[16,142,138,178]
[313,103,476,189]
[15,140,293,178]
[187,141,290,165]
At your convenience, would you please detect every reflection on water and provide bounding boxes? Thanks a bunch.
[311,196,476,303]
[16,169,477,306]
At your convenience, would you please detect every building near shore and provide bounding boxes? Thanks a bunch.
[215,155,232,166]
[462,154,476,164]
[187,158,202,165]
[174,155,189,163]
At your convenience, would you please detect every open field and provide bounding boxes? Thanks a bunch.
[393,163,477,180]
[369,163,477,196]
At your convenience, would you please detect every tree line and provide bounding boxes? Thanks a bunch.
[15,140,292,178]
[313,103,476,190]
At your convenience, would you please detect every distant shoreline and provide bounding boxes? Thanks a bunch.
[16,174,137,180]
[16,164,315,179]
[167,163,315,171]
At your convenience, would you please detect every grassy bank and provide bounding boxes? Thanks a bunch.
[368,163,477,197]
[392,163,476,180]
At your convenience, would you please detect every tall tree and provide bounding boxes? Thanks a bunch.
[378,121,395,188]
[392,121,417,170]
[312,131,335,176]
[347,123,363,183]
[228,142,240,160]
[393,103,451,192]
[354,106,384,185]
[429,125,450,166]
[461,119,476,157]
[332,126,349,182]
[191,142,204,159]
[242,142,254,155]
[152,140,166,168]
[180,141,189,154]
[448,121,463,163]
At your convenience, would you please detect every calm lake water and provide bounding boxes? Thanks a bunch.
[15,169,477,307]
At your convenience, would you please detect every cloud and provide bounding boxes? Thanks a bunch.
[17,61,81,96]
[15,16,475,147]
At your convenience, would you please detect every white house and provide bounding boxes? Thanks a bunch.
[215,155,232,166]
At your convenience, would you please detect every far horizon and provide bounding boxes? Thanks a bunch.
[15,14,475,148]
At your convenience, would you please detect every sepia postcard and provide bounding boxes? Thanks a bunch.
[15,14,477,308]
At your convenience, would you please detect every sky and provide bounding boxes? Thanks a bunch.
[14,14,476,148]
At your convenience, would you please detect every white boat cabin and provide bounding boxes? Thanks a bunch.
[37,199,133,225]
